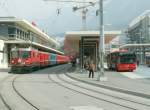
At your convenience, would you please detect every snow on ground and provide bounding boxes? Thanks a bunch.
[120,66,150,79]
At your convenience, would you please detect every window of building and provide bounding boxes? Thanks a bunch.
[16,28,20,38]
[8,27,16,38]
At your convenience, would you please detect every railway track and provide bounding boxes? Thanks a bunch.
[65,71,150,99]
[0,75,13,110]
[12,75,40,110]
[0,74,40,110]
[0,64,68,110]
[1,64,149,110]
[58,74,150,107]
[48,66,150,110]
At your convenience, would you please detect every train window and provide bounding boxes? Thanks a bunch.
[11,51,18,58]
[16,29,20,38]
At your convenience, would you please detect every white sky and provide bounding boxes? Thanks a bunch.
[0,0,150,36]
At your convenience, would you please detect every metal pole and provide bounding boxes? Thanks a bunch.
[82,0,86,30]
[97,0,105,81]
[82,9,86,30]
[140,32,143,64]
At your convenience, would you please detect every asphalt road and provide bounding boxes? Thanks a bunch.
[0,64,150,110]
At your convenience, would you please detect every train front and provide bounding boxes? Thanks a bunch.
[10,48,31,73]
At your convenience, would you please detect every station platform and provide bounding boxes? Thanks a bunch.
[66,66,150,99]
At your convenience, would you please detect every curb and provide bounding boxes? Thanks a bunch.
[65,73,150,99]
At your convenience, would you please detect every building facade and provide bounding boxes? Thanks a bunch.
[64,31,121,69]
[0,17,61,68]
[127,10,150,44]
[126,10,150,64]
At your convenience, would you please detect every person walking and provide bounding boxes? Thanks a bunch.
[88,62,95,78]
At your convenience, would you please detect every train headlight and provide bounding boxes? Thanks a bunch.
[18,59,21,63]
[11,60,14,63]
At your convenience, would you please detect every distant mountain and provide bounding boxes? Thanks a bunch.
[52,33,65,38]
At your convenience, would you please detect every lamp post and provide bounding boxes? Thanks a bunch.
[97,0,106,81]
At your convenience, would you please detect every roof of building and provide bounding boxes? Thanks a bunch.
[129,10,150,27]
[65,31,122,43]
[66,31,122,36]
[0,17,59,46]
[120,43,150,49]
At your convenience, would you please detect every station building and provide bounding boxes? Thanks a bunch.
[0,17,62,69]
[64,31,121,69]
[122,10,150,64]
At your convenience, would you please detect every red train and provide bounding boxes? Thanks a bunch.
[10,47,70,73]
[107,50,137,72]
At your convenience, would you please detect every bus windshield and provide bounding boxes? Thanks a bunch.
[20,51,30,58]
[119,54,136,64]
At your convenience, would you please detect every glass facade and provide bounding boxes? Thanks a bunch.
[126,15,150,64]
[0,24,9,38]
[8,27,16,38]
[127,16,150,44]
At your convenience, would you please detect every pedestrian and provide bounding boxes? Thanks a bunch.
[88,62,95,78]
[72,58,76,67]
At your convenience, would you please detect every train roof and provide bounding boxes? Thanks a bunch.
[5,40,64,55]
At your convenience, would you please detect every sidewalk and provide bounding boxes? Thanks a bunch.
[66,66,150,98]
[120,65,150,79]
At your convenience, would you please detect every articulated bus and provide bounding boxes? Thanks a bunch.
[107,50,137,72]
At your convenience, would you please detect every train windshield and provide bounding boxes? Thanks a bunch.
[20,51,30,58]
[11,51,19,58]
[119,53,136,64]
[19,51,30,58]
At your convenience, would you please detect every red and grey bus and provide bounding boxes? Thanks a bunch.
[107,50,137,72]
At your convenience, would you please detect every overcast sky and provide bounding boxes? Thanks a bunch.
[0,0,150,36]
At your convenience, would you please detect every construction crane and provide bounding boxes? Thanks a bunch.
[72,2,95,30]
[43,0,96,30]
